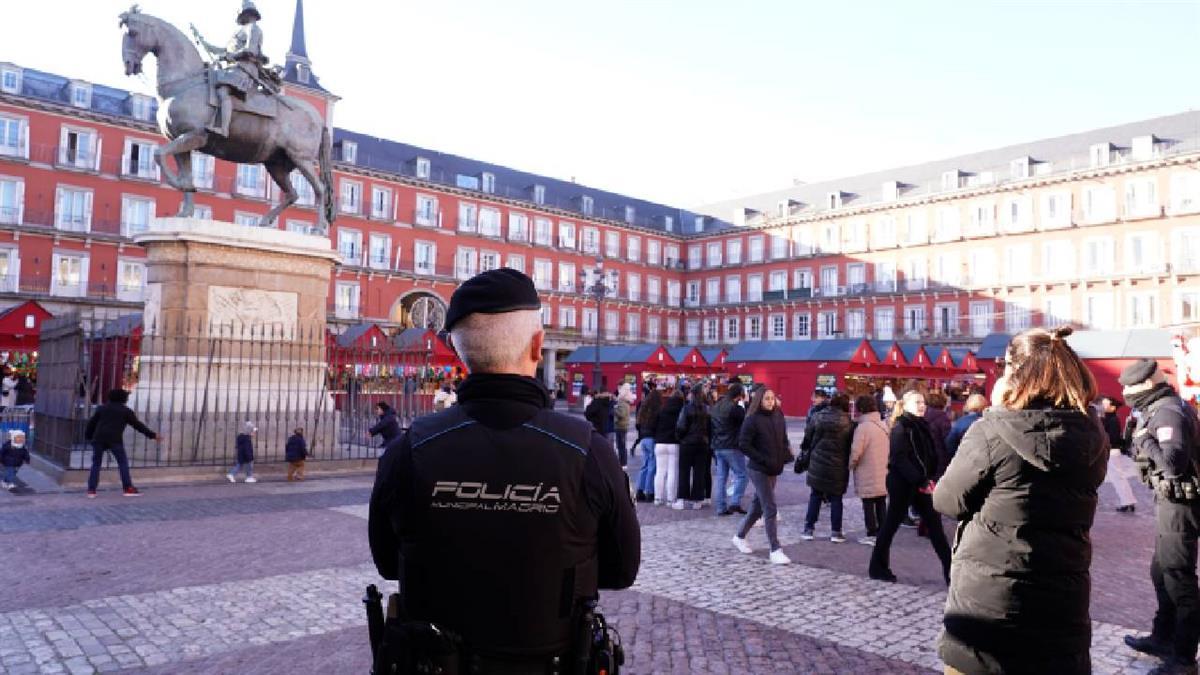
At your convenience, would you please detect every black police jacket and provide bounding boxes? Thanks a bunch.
[1131,383,1197,481]
[368,374,640,658]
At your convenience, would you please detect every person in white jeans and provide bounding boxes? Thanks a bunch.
[1098,397,1138,513]
[654,443,680,506]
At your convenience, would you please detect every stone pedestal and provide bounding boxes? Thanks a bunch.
[129,218,343,462]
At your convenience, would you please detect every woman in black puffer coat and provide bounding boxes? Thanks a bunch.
[732,387,793,564]
[934,327,1106,675]
[801,393,853,541]
[868,390,952,584]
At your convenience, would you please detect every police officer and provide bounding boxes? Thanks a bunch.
[1122,358,1200,675]
[368,268,640,673]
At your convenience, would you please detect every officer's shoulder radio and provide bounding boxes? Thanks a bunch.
[364,585,624,675]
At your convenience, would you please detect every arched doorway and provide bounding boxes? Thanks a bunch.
[389,291,448,331]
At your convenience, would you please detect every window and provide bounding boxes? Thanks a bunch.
[703,242,722,268]
[819,266,839,295]
[338,230,362,265]
[117,260,145,302]
[746,316,763,340]
[666,214,678,232]
[818,311,838,339]
[626,314,641,341]
[558,222,576,249]
[1005,298,1031,332]
[1083,186,1116,224]
[826,192,842,209]
[874,308,894,340]
[687,244,702,270]
[120,195,155,236]
[685,280,700,307]
[685,319,700,344]
[480,250,500,273]
[627,273,641,302]
[941,171,962,191]
[1171,172,1200,215]
[1041,240,1076,281]
[286,219,312,235]
[481,172,495,194]
[664,244,680,267]
[619,205,634,224]
[55,186,92,232]
[193,153,215,190]
[933,206,961,242]
[1081,237,1115,277]
[605,231,620,258]
[534,217,552,246]
[580,195,593,216]
[582,309,598,337]
[647,240,661,265]
[795,228,814,256]
[503,212,527,242]
[1128,293,1158,328]
[334,282,360,319]
[846,264,866,292]
[559,307,577,329]
[693,215,704,233]
[581,227,599,255]
[295,63,310,83]
[1178,290,1200,323]
[703,318,719,344]
[193,204,213,220]
[873,215,897,249]
[533,259,553,290]
[843,221,867,253]
[1044,296,1070,327]
[533,185,546,205]
[1085,293,1115,329]
[794,313,811,339]
[558,263,576,293]
[237,164,267,199]
[968,201,995,237]
[725,317,740,342]
[0,115,27,158]
[881,181,899,202]
[705,277,720,304]
[767,314,786,340]
[0,68,20,94]
[748,236,765,263]
[1010,157,1031,180]
[1174,228,1200,274]
[771,233,791,259]
[725,276,742,304]
[478,207,501,237]
[845,309,865,338]
[1089,143,1113,168]
[457,201,478,233]
[727,238,742,265]
[368,234,390,269]
[873,262,894,292]
[667,280,681,305]
[1126,232,1160,274]
[70,83,92,108]
[507,254,525,274]
[415,157,430,179]
[904,305,926,337]
[903,212,927,246]
[1002,195,1033,233]
[58,127,97,170]
[967,248,996,286]
[415,195,439,227]
[371,187,393,220]
[818,224,839,254]
[0,177,24,225]
[51,253,88,297]
[1124,179,1159,218]
[969,301,992,337]
[414,241,437,275]
[769,270,788,293]
[123,138,158,179]
[666,320,680,345]
[747,274,763,302]
[1039,191,1072,229]
[646,316,660,342]
[340,141,357,164]
[647,277,661,304]
[934,304,959,336]
[627,236,641,262]
[455,247,478,280]
[1003,245,1032,283]
[904,258,926,291]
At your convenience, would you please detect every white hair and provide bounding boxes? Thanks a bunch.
[450,310,542,373]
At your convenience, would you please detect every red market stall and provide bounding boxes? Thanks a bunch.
[667,347,710,376]
[563,344,676,403]
[0,300,51,380]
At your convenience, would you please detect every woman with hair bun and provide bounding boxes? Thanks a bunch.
[934,326,1107,675]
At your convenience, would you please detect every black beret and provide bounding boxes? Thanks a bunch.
[1118,358,1158,386]
[444,268,541,332]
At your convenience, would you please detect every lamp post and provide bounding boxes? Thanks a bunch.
[581,257,619,393]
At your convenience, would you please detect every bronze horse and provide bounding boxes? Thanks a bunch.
[119,7,335,233]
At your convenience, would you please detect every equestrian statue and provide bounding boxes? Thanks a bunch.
[119,2,335,233]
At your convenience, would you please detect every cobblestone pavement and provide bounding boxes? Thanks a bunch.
[0,449,1171,674]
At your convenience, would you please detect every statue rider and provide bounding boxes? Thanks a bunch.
[193,1,275,138]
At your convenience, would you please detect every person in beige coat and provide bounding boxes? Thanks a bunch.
[849,395,890,546]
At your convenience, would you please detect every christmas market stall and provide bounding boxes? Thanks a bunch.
[564,344,676,403]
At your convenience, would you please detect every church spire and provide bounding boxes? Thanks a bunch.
[287,0,308,60]
[282,0,330,93]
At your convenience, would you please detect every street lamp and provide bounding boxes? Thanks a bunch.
[580,257,619,393]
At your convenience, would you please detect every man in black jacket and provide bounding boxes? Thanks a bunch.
[84,389,157,498]
[1122,359,1200,675]
[368,402,401,448]
[711,383,747,516]
[368,269,639,673]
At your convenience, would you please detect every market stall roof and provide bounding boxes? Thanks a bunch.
[932,347,979,372]
[849,340,882,366]
[668,346,709,371]
[95,314,143,339]
[726,339,867,362]
[700,348,728,366]
[975,330,1173,360]
[392,328,458,364]
[565,344,676,367]
[898,342,934,367]
[0,301,52,346]
[334,323,390,349]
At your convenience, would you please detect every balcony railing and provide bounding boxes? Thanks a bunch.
[904,278,928,291]
[414,209,441,228]
[875,280,896,293]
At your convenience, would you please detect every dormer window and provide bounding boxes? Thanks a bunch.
[663,214,673,232]
[481,172,495,194]
[1089,143,1113,168]
[624,205,635,224]
[1010,157,1031,179]
[1132,135,1160,161]
[130,95,154,122]
[296,63,310,84]
[941,170,962,191]
[342,141,358,164]
[694,215,705,233]
[0,66,20,95]
[826,192,842,210]
[881,181,900,202]
[580,195,593,216]
[415,156,430,179]
[69,82,92,109]
[532,184,545,205]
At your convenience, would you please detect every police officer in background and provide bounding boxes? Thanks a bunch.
[368,268,640,673]
[1122,359,1200,675]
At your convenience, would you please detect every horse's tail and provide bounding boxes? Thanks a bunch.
[319,126,336,228]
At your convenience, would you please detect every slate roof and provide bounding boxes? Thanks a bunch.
[811,339,868,361]
[974,330,1174,360]
[726,340,824,362]
[334,322,378,348]
[700,348,726,363]
[2,65,157,123]
[897,343,927,363]
[392,327,433,350]
[947,348,972,367]
[667,347,698,364]
[976,333,1012,359]
[697,110,1200,226]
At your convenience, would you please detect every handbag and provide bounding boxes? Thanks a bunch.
[793,447,811,473]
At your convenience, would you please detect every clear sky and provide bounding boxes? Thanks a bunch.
[7,0,1199,208]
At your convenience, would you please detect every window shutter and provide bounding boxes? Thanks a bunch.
[54,187,65,228]
[153,144,161,181]
[58,126,68,165]
[83,191,93,232]
[19,121,28,159]
[14,181,23,225]
[93,136,102,172]
[147,197,156,230]
[9,252,20,291]
[80,256,91,296]
[50,254,61,295]
[123,138,132,175]
[256,166,267,198]
[392,190,398,222]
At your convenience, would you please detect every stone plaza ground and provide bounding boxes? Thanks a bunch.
[0,422,1175,674]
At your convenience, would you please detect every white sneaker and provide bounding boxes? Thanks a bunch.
[226,474,236,483]
[245,476,258,484]
[858,536,876,546]
[800,530,815,541]
[830,532,846,544]
[769,549,791,565]
[671,500,687,511]
[731,536,753,554]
